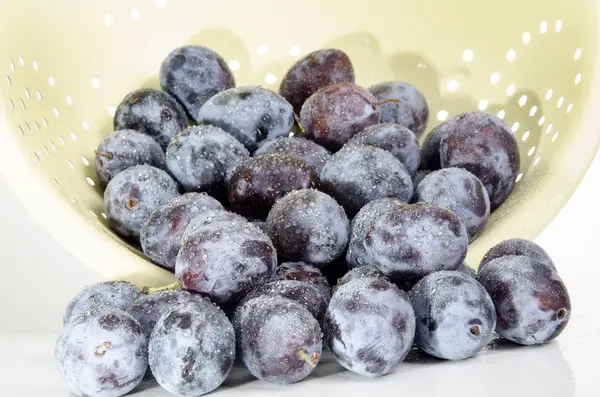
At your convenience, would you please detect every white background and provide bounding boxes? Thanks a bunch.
[1,152,599,396]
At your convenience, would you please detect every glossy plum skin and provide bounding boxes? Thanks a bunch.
[182,209,248,243]
[228,154,319,220]
[242,279,327,322]
[409,271,496,360]
[266,189,349,267]
[477,255,571,345]
[149,301,235,396]
[273,262,332,302]
[234,295,322,384]
[364,203,468,287]
[94,129,166,187]
[140,193,224,270]
[166,125,249,195]
[114,88,188,150]
[253,137,331,175]
[279,49,355,113]
[104,165,180,240]
[55,307,148,397]
[159,45,235,122]
[479,238,556,272]
[300,83,380,151]
[346,123,421,179]
[63,281,142,326]
[414,168,491,242]
[368,81,429,137]
[324,277,416,377]
[346,198,406,268]
[419,119,456,171]
[320,144,413,214]
[197,86,295,152]
[126,290,208,337]
[175,221,277,308]
[440,111,520,210]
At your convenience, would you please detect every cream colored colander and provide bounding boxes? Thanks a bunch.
[0,0,598,288]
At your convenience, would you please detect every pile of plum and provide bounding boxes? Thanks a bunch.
[55,45,571,397]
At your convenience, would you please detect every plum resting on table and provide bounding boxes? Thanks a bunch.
[55,307,148,397]
[325,277,416,377]
[159,45,235,122]
[279,48,356,113]
[409,271,496,360]
[149,300,235,396]
[477,255,571,345]
[234,295,323,384]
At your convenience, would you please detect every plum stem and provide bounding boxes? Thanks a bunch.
[94,341,112,357]
[294,113,306,136]
[297,348,319,368]
[94,150,114,160]
[142,279,182,295]
[375,98,402,109]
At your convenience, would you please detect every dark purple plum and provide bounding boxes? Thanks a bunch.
[279,49,355,113]
[253,137,331,174]
[63,281,142,326]
[175,221,277,308]
[104,165,179,239]
[300,83,380,151]
[324,277,415,377]
[413,168,491,242]
[182,209,248,243]
[347,123,421,178]
[166,125,249,195]
[94,129,166,187]
[479,238,556,272]
[440,111,520,210]
[114,88,188,150]
[242,280,327,322]
[477,255,571,345]
[346,198,406,268]
[197,86,294,152]
[419,119,457,171]
[273,262,331,302]
[228,153,319,220]
[409,271,496,360]
[140,193,223,270]
[55,307,147,397]
[266,189,349,267]
[159,45,235,122]
[149,301,235,396]
[363,203,468,286]
[234,295,322,384]
[334,265,388,293]
[251,220,269,234]
[126,290,208,337]
[320,144,413,214]
[368,81,429,137]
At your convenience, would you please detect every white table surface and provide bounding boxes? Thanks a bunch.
[1,152,599,397]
